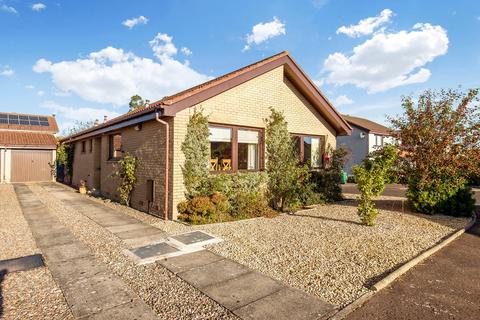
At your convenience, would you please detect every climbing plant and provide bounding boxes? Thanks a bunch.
[352,145,397,226]
[115,153,138,206]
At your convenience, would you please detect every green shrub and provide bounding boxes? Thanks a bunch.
[181,109,210,198]
[177,194,231,225]
[264,107,311,211]
[353,145,397,226]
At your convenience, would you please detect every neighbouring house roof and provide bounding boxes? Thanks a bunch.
[342,115,392,136]
[0,112,59,133]
[0,131,57,148]
[61,51,352,142]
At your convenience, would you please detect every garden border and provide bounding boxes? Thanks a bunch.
[328,210,477,320]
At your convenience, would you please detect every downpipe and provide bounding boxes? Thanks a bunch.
[155,111,170,220]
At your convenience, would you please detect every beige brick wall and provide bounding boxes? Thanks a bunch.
[172,65,338,218]
[71,120,169,217]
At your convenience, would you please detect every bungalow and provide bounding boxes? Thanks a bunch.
[337,115,396,174]
[61,51,352,220]
[0,112,58,183]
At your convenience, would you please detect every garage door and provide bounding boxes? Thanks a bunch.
[11,150,53,182]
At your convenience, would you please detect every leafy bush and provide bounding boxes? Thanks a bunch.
[310,147,349,202]
[390,89,479,216]
[181,109,210,198]
[264,107,311,211]
[353,145,397,226]
[115,154,138,206]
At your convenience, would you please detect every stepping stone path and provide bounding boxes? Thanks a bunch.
[32,182,336,320]
[14,184,158,319]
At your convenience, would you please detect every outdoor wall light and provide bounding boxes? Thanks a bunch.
[359,132,366,139]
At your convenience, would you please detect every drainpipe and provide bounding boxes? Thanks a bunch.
[155,110,170,220]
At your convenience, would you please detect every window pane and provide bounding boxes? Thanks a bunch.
[292,136,301,159]
[209,126,232,171]
[209,127,231,142]
[238,130,259,170]
[303,137,321,167]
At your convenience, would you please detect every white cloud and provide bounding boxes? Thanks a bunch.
[334,95,354,106]
[149,33,178,60]
[181,47,192,56]
[337,9,393,38]
[33,34,211,106]
[37,90,45,96]
[323,23,448,93]
[122,15,148,29]
[311,0,329,9]
[243,16,286,51]
[41,101,121,133]
[25,84,35,89]
[1,3,17,14]
[0,66,14,76]
[32,3,46,11]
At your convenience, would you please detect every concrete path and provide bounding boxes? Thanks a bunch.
[14,184,159,319]
[346,208,480,320]
[38,182,167,248]
[160,250,336,320]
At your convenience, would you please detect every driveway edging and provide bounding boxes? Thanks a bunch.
[328,211,477,320]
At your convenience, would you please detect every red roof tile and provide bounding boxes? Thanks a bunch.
[0,131,57,148]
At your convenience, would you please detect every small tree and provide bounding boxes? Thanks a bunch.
[265,107,310,211]
[64,120,95,136]
[181,109,210,198]
[129,95,145,112]
[353,145,397,226]
[115,154,138,206]
[390,89,479,216]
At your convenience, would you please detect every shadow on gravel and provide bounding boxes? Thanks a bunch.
[294,213,363,226]
[0,269,6,318]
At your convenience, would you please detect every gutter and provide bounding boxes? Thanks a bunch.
[155,110,170,220]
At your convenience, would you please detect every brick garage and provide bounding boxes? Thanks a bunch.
[62,51,352,220]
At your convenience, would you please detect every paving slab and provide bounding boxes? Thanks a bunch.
[106,223,150,234]
[129,242,180,260]
[202,271,284,310]
[115,226,166,240]
[86,300,160,320]
[123,233,168,248]
[159,250,225,274]
[34,229,77,248]
[234,287,336,320]
[170,230,215,245]
[0,254,44,273]
[46,255,107,284]
[42,242,91,263]
[62,273,134,318]
[178,258,250,289]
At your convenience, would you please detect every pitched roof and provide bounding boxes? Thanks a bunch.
[0,112,58,133]
[0,131,57,148]
[62,51,352,142]
[342,115,391,135]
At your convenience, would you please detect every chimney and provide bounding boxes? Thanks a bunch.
[94,119,99,126]
[52,113,56,118]
[103,115,108,123]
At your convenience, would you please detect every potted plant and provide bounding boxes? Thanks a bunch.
[79,180,87,194]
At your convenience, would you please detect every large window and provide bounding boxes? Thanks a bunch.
[292,134,324,168]
[209,125,262,172]
[109,133,123,160]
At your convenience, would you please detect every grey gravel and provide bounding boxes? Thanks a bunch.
[29,184,237,320]
[0,184,73,320]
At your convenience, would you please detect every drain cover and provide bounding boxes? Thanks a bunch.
[0,254,44,273]
[170,231,215,246]
[129,242,179,259]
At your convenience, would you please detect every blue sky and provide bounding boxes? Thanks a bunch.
[1,0,479,133]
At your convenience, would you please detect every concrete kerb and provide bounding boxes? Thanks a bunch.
[327,211,477,320]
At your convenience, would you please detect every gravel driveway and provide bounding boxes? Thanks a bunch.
[85,188,468,307]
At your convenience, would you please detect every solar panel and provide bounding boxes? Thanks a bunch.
[0,114,51,127]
